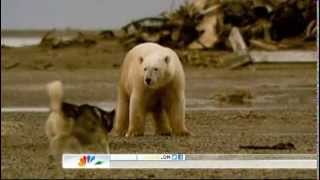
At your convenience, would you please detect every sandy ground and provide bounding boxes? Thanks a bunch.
[1,41,318,178]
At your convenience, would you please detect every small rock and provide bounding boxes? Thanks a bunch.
[148,174,156,178]
[211,88,253,105]
[4,61,19,70]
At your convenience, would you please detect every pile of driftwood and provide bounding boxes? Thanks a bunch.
[40,30,97,49]
[115,0,316,50]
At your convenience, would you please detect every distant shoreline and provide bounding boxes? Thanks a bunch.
[1,29,114,37]
[1,37,41,47]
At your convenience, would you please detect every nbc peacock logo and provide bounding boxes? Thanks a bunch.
[78,154,104,167]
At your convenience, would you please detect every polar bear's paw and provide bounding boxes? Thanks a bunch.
[158,132,172,136]
[112,128,127,137]
[125,130,144,137]
[174,129,192,136]
[155,129,172,136]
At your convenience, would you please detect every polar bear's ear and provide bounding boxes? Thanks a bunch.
[164,56,170,64]
[139,57,144,64]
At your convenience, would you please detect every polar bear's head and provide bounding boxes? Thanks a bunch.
[139,52,173,89]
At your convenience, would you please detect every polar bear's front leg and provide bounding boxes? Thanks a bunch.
[152,109,172,136]
[113,90,129,136]
[126,91,145,137]
[166,91,191,136]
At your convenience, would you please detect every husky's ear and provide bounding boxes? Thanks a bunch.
[103,110,114,132]
[93,107,101,118]
[109,109,115,117]
[62,103,80,118]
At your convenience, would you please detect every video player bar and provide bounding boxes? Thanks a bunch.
[62,154,316,169]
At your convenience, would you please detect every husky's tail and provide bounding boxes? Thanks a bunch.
[47,81,63,112]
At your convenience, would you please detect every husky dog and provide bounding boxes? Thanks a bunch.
[45,81,114,159]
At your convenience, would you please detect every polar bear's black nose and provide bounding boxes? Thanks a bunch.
[145,78,151,85]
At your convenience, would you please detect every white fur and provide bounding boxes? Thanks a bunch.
[113,42,191,136]
[45,81,73,140]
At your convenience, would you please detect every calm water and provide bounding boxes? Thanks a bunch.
[1,36,75,47]
[1,37,42,47]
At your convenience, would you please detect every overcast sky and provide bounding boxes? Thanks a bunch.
[1,0,185,30]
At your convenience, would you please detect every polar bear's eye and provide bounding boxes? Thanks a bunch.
[154,68,158,71]
[144,67,147,71]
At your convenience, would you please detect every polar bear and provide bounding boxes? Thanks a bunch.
[113,42,191,137]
